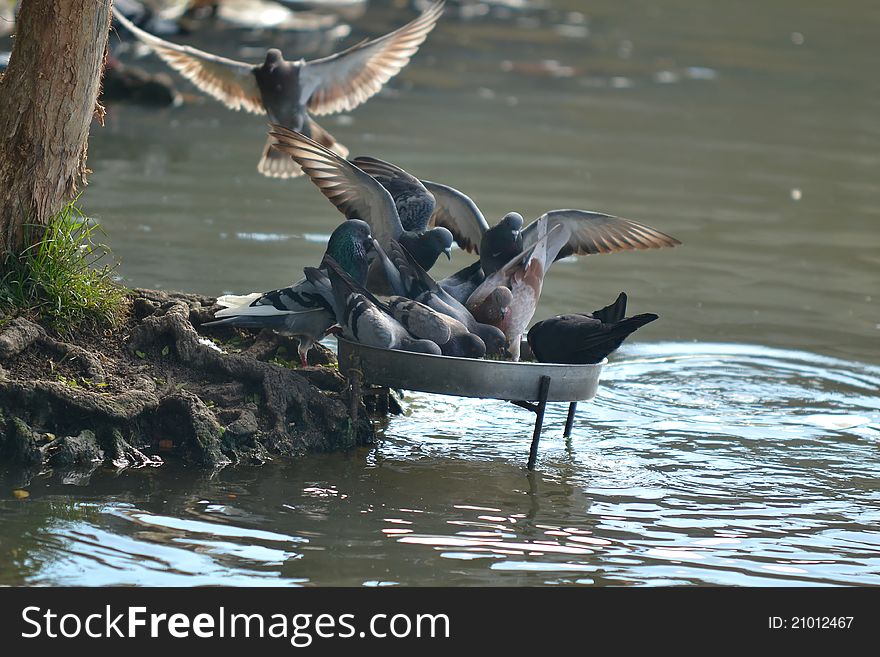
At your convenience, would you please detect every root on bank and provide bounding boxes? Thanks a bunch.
[0,288,378,479]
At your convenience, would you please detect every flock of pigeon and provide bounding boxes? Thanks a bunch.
[112,1,681,366]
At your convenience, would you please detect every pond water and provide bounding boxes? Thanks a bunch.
[1,0,879,586]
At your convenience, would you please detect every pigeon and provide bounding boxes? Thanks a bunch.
[384,240,508,357]
[307,258,442,355]
[316,254,485,358]
[430,195,681,265]
[268,126,454,272]
[111,1,445,177]
[466,218,571,361]
[527,293,659,364]
[434,204,680,308]
[202,219,376,365]
[382,295,485,358]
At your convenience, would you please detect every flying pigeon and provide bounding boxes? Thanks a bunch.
[111,1,445,177]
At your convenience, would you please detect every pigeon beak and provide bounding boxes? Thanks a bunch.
[443,247,452,260]
[365,239,380,263]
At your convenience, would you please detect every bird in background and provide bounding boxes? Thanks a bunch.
[268,126,454,272]
[306,257,444,355]
[527,293,659,364]
[202,219,377,366]
[111,1,445,178]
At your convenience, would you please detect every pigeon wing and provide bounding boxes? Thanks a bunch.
[300,1,445,115]
[269,126,404,248]
[520,210,681,260]
[350,156,428,200]
[423,181,489,254]
[112,7,263,114]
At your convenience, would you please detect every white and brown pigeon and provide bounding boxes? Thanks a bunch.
[465,217,571,361]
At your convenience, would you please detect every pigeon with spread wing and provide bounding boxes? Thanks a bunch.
[111,1,445,177]
[268,126,454,272]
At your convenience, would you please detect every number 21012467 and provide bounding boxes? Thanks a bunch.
[769,616,854,630]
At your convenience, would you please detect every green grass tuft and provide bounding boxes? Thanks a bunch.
[0,202,128,335]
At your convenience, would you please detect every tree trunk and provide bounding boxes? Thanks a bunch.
[0,0,111,256]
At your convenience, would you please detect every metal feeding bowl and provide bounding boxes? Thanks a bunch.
[336,338,606,469]
[336,338,605,402]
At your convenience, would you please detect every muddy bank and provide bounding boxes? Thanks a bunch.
[0,289,381,480]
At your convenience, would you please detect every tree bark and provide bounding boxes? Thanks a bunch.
[0,0,111,255]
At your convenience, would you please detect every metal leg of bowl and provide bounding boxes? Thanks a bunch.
[347,361,363,426]
[509,375,552,470]
[563,402,578,438]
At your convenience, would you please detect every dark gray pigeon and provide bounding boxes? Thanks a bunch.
[527,293,658,364]
[347,153,683,312]
[111,1,445,177]
[350,156,436,232]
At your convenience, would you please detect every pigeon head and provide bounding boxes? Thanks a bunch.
[430,226,455,260]
[425,226,454,260]
[324,220,375,285]
[484,287,514,323]
[264,49,285,67]
[400,227,454,271]
[481,213,525,274]
[499,212,524,233]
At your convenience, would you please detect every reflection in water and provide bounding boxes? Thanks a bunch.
[3,343,879,586]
